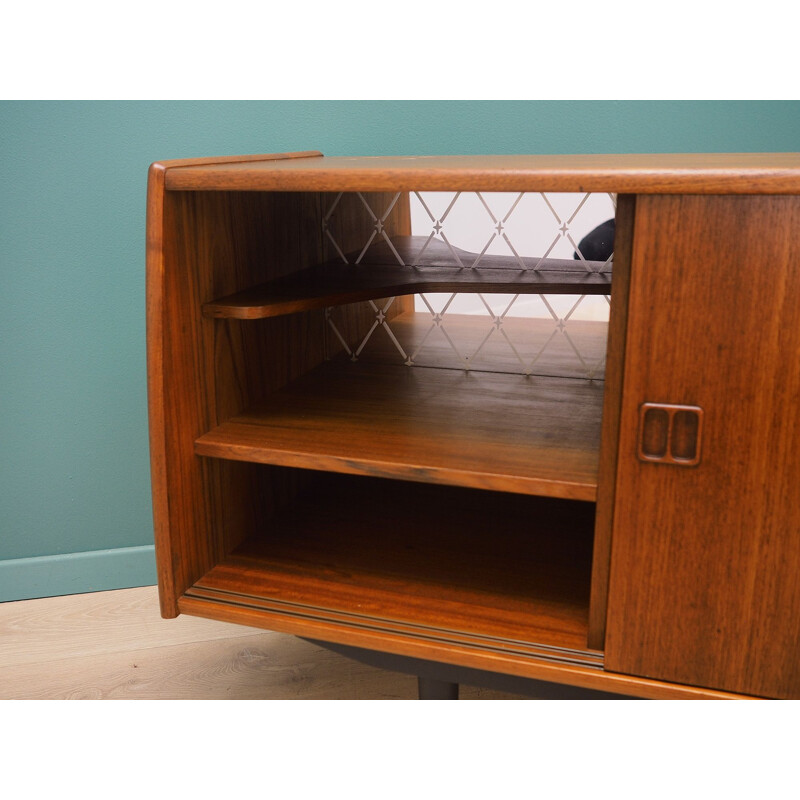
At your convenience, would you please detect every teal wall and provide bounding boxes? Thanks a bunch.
[2,101,799,601]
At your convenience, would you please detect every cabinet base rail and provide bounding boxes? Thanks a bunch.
[184,585,605,670]
[178,591,756,700]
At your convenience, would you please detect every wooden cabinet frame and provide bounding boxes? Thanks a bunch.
[147,152,800,699]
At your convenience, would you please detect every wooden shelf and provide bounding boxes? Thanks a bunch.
[202,236,612,320]
[195,359,604,501]
[183,476,600,660]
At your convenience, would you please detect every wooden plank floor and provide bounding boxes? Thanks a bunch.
[0,586,539,700]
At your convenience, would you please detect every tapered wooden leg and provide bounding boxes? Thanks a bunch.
[418,676,459,700]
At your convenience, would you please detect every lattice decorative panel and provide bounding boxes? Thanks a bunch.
[324,191,615,380]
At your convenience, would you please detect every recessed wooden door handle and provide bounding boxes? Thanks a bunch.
[638,403,703,466]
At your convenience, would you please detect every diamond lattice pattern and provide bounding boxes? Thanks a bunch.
[324,191,615,380]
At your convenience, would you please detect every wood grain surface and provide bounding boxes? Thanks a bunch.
[587,194,636,648]
[147,152,798,700]
[190,476,597,650]
[147,151,324,617]
[162,153,800,194]
[195,359,605,500]
[179,473,748,698]
[605,195,800,698]
[148,164,410,617]
[178,598,747,700]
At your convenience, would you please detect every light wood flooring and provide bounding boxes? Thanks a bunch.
[0,586,545,700]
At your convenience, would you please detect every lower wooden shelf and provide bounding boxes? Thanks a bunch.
[183,476,600,664]
[195,360,604,501]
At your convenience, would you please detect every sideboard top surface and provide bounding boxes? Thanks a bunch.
[159,152,800,194]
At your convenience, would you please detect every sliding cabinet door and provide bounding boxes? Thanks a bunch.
[605,195,800,698]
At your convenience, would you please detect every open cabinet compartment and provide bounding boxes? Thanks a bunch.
[186,468,601,666]
[148,155,630,688]
[149,152,800,699]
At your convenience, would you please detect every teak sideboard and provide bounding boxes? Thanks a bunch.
[146,152,800,699]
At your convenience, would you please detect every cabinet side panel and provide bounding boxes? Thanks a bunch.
[152,190,222,615]
[587,194,636,649]
[209,192,329,558]
[605,195,800,698]
[209,192,328,418]
[146,164,180,617]
[203,192,410,563]
[158,191,339,601]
